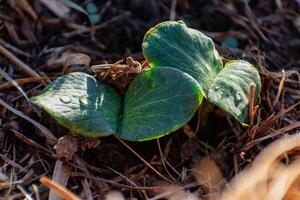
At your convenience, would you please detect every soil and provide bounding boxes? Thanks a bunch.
[0,0,300,199]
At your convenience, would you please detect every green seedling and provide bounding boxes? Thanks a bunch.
[31,21,261,141]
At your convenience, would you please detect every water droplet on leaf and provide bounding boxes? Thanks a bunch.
[59,96,71,104]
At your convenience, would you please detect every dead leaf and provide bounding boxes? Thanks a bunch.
[221,134,300,200]
[54,135,78,160]
[194,157,225,194]
[64,53,91,71]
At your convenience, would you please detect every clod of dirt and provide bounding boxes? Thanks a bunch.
[54,135,79,160]
[64,53,91,72]
[80,137,101,151]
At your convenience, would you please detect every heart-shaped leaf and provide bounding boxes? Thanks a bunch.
[119,67,203,141]
[31,72,121,137]
[208,60,261,124]
[31,69,202,141]
[142,20,223,96]
[142,21,261,124]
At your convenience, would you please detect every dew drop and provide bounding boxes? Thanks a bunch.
[79,95,88,106]
[59,96,71,104]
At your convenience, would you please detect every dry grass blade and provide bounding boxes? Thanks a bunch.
[273,69,286,106]
[0,68,30,102]
[243,121,300,151]
[115,136,173,183]
[0,153,28,173]
[40,176,80,200]
[17,185,33,200]
[10,128,53,155]
[0,98,57,145]
[222,133,300,200]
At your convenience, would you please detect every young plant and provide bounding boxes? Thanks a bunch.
[31,21,261,141]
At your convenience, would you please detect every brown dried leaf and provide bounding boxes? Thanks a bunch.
[194,157,225,193]
[54,135,78,160]
[221,134,300,200]
[64,53,91,71]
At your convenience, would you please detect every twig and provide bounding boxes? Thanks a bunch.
[0,77,49,90]
[0,98,57,145]
[0,39,32,57]
[248,82,257,126]
[9,128,53,155]
[71,172,171,190]
[0,154,28,173]
[0,44,41,78]
[157,139,180,179]
[243,121,300,151]
[273,69,285,106]
[114,136,173,183]
[106,166,149,199]
[40,176,80,200]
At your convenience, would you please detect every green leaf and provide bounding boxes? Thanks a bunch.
[208,60,261,124]
[142,21,261,125]
[31,72,121,137]
[119,67,203,141]
[142,20,223,96]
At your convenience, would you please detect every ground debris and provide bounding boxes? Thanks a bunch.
[54,135,78,160]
